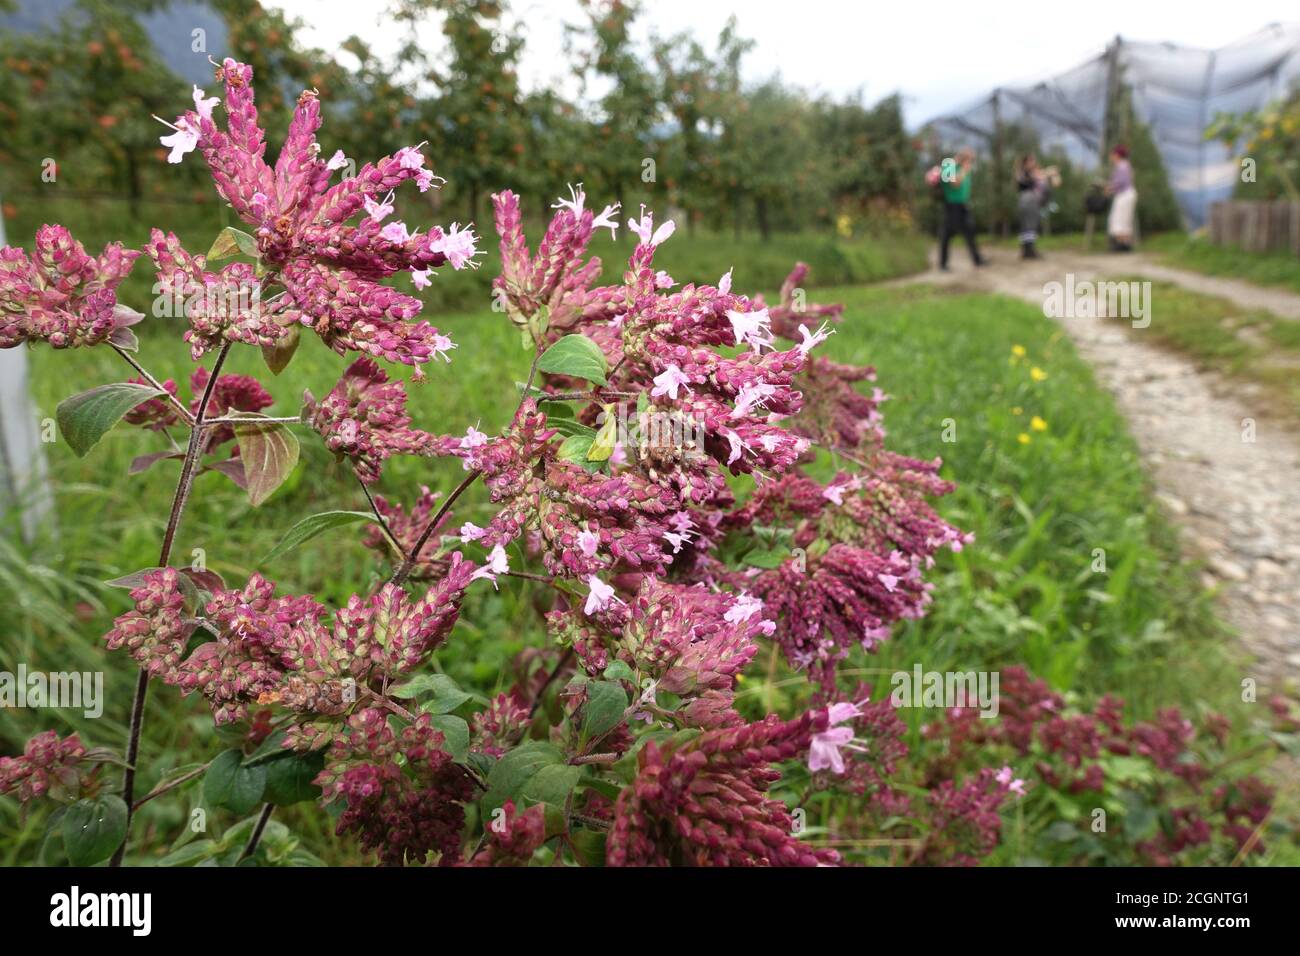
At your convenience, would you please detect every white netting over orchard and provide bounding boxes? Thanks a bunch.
[922,22,1300,227]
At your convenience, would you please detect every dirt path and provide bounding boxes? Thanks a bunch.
[907,248,1300,695]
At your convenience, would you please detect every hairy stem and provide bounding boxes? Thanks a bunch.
[388,469,481,587]
[113,345,195,424]
[111,343,231,867]
[203,414,304,426]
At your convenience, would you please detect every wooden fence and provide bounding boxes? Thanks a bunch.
[1208,199,1300,255]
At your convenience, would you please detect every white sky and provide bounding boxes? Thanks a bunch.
[270,0,1299,124]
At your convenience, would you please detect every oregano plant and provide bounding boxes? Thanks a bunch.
[1,59,1277,868]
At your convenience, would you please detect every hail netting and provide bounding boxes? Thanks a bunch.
[921,22,1300,229]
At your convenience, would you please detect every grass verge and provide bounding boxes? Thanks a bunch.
[1144,233,1300,296]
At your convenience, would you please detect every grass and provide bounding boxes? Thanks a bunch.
[1,268,1290,864]
[1144,233,1300,296]
[1102,279,1300,421]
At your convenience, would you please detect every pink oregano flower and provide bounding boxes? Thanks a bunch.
[156,58,480,377]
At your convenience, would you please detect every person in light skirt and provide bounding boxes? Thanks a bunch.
[1105,144,1137,251]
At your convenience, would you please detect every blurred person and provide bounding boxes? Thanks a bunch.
[938,147,987,271]
[1105,144,1137,251]
[1013,153,1060,259]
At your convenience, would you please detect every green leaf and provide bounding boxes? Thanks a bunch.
[390,673,472,714]
[557,433,604,473]
[263,751,325,806]
[482,741,564,817]
[581,680,628,748]
[56,383,166,457]
[203,748,267,815]
[587,404,619,462]
[62,794,128,866]
[243,729,290,766]
[520,763,581,808]
[261,510,376,564]
[536,334,608,385]
[741,545,790,569]
[602,660,636,683]
[558,433,594,461]
[207,226,259,261]
[569,827,607,866]
[261,323,301,376]
[547,418,597,440]
[231,413,301,507]
[157,839,218,867]
[423,714,470,762]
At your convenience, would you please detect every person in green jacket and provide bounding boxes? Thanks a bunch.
[939,147,987,270]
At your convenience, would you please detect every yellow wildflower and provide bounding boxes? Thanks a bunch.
[1030,366,1047,382]
[1017,433,1031,445]
[1030,415,1048,432]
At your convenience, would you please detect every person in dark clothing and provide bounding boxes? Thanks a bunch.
[938,147,986,270]
[1013,153,1061,259]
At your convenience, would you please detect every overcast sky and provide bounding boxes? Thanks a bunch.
[270,0,1299,124]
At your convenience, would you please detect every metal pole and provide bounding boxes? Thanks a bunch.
[991,89,1006,238]
[0,197,56,544]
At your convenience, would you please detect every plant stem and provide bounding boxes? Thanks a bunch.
[538,389,638,402]
[395,346,545,589]
[529,646,574,719]
[132,762,211,811]
[501,570,556,584]
[522,347,544,395]
[357,472,405,559]
[830,444,870,469]
[156,344,230,567]
[360,686,416,722]
[204,414,303,426]
[569,753,618,766]
[110,343,231,867]
[388,469,481,586]
[239,803,275,862]
[112,345,195,424]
